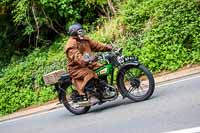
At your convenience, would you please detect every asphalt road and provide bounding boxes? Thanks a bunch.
[1,74,200,133]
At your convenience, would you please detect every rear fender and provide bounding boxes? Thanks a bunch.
[54,84,65,103]
[54,73,72,103]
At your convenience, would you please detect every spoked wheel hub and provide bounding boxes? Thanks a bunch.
[130,78,140,88]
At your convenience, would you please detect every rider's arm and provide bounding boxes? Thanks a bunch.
[88,39,111,52]
[66,46,88,66]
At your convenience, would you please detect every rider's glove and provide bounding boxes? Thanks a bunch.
[80,59,89,66]
[89,56,98,62]
[105,45,112,51]
[83,53,97,64]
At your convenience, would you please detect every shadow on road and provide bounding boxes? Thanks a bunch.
[60,95,158,118]
[89,96,157,114]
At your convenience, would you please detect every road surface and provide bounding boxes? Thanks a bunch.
[1,74,200,133]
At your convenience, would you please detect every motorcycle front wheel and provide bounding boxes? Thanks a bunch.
[60,84,91,115]
[118,64,155,102]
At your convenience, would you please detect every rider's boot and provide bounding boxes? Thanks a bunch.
[77,94,90,107]
[78,79,98,106]
[85,79,100,105]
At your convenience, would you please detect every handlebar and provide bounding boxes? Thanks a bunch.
[83,47,123,64]
[95,47,123,61]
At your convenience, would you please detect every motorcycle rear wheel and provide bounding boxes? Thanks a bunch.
[60,84,91,115]
[118,64,155,102]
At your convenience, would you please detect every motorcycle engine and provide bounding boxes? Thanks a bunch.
[103,85,117,98]
[97,80,117,99]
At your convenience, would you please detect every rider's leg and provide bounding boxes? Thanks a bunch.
[73,78,96,103]
[84,78,95,92]
[84,78,100,104]
[71,68,98,101]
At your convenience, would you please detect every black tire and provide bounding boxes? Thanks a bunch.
[118,64,155,102]
[60,84,91,115]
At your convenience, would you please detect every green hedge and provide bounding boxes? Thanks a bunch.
[0,37,67,116]
[121,0,200,71]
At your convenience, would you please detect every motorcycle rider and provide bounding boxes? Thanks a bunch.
[65,23,112,104]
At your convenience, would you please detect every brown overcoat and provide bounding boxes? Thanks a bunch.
[64,36,110,95]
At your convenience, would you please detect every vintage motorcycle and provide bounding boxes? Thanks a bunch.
[51,47,155,115]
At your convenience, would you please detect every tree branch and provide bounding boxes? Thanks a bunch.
[31,1,39,47]
[107,0,116,15]
[41,7,61,35]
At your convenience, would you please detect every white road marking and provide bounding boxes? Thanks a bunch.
[0,107,64,125]
[165,127,200,133]
[156,74,200,88]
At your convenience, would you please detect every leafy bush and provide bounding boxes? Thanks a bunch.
[0,0,118,48]
[0,37,67,116]
[121,0,200,71]
[0,0,120,71]
[89,17,124,43]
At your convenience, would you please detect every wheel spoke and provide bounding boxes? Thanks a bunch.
[128,86,137,93]
[127,72,136,79]
[140,83,149,91]
[136,87,142,95]
[125,75,131,81]
[139,86,144,91]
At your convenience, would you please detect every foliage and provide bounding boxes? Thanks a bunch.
[89,17,124,43]
[0,0,120,70]
[0,37,67,116]
[120,0,200,71]
[0,14,23,71]
[0,0,118,48]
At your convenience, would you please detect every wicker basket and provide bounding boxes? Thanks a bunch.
[43,69,66,85]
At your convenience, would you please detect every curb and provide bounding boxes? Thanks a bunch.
[154,65,200,84]
[0,65,200,122]
[0,102,63,123]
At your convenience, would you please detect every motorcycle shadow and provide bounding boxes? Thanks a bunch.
[89,96,156,114]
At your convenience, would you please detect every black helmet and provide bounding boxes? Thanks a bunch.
[68,23,83,36]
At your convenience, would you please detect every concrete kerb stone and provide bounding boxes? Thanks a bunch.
[0,102,63,122]
[0,65,200,122]
[154,65,200,84]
